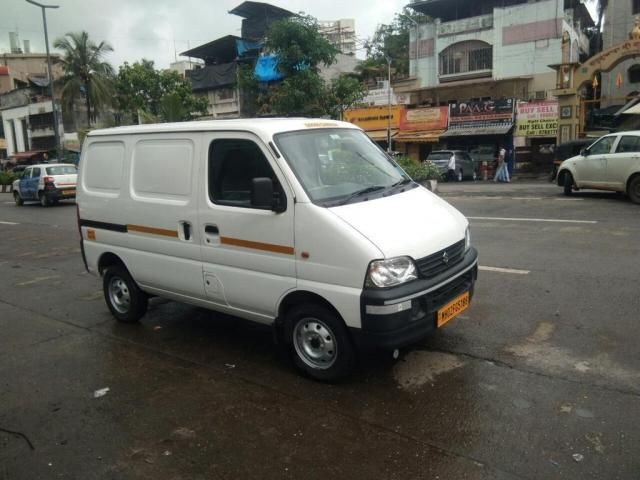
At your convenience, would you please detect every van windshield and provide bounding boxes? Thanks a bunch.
[274,128,411,206]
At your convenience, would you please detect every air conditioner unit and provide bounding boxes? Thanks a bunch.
[481,17,492,28]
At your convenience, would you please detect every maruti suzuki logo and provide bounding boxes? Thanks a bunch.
[442,251,449,264]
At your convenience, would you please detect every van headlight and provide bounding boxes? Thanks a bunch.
[365,256,418,288]
[465,227,471,252]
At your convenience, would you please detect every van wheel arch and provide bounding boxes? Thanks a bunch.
[98,252,126,276]
[276,291,342,335]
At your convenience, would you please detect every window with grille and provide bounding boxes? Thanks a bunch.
[439,41,492,77]
[629,65,640,84]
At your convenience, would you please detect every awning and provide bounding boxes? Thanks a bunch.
[9,150,47,160]
[394,130,444,143]
[365,129,398,141]
[441,125,513,137]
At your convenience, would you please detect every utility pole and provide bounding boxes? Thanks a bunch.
[26,0,60,157]
[386,55,392,153]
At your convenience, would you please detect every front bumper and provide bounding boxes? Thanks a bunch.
[352,247,478,350]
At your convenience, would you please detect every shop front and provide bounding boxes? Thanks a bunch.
[441,98,516,177]
[394,107,448,162]
[343,105,402,152]
[514,100,558,174]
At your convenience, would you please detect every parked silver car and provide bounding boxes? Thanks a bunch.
[426,150,477,181]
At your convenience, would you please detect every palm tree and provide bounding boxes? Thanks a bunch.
[54,31,115,127]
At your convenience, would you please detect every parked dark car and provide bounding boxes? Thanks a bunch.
[550,139,593,181]
[426,150,477,181]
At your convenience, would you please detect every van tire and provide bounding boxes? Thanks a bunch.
[14,191,23,206]
[103,265,148,323]
[628,176,640,204]
[286,304,355,381]
[563,172,574,196]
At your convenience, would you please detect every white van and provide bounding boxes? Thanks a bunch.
[77,118,478,380]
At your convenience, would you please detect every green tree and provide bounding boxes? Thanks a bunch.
[358,8,429,83]
[239,15,364,118]
[324,74,366,119]
[115,60,208,123]
[53,31,115,128]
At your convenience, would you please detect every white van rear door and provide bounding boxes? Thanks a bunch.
[198,133,296,323]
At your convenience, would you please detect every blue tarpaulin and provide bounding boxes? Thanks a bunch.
[235,39,263,56]
[254,55,284,82]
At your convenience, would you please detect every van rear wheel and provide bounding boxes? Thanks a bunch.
[13,191,23,206]
[286,304,355,381]
[103,265,148,323]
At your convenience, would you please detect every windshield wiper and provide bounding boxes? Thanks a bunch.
[390,178,413,188]
[336,185,386,206]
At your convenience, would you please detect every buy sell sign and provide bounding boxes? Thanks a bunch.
[515,101,559,137]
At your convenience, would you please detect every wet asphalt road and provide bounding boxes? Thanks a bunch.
[1,181,639,479]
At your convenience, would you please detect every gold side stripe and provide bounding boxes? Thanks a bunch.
[220,236,294,255]
[127,224,178,238]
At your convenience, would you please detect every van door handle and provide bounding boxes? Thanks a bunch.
[180,221,192,241]
[203,224,220,246]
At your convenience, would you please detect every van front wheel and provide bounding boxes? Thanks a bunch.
[103,265,148,323]
[286,304,355,381]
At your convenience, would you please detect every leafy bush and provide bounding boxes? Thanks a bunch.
[0,171,17,185]
[394,155,441,181]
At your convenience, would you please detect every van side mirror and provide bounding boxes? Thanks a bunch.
[251,177,286,213]
[580,148,588,156]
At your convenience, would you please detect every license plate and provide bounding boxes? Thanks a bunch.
[437,291,470,328]
[63,189,76,196]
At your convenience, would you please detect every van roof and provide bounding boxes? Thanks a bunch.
[88,118,360,138]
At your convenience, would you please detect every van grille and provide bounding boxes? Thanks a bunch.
[415,239,465,278]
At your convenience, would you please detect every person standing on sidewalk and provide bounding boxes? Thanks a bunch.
[494,146,510,182]
[447,152,457,182]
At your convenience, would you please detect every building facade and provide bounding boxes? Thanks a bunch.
[393,0,593,171]
[601,0,640,107]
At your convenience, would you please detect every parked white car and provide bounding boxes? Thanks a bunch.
[13,163,78,206]
[557,131,640,203]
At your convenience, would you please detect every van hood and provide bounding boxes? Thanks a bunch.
[328,186,468,259]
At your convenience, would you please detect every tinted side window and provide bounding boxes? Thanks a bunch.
[208,139,278,208]
[32,168,41,178]
[589,137,615,155]
[615,135,640,153]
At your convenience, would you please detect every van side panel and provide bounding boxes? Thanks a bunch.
[79,134,205,299]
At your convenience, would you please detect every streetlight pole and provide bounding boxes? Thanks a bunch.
[386,55,392,153]
[26,0,60,158]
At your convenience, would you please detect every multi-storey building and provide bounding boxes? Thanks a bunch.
[0,48,63,161]
[318,19,359,81]
[392,0,593,168]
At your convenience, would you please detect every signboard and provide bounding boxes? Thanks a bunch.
[361,87,409,106]
[343,106,402,130]
[400,107,448,131]
[449,98,515,128]
[515,101,558,137]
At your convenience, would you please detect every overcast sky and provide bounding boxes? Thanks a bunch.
[1,0,409,69]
